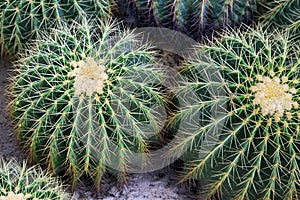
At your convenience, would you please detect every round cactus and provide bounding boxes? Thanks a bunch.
[260,0,300,36]
[0,0,113,57]
[0,158,69,200]
[117,0,258,39]
[168,27,300,199]
[10,19,167,189]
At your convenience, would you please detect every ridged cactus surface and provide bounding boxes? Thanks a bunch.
[0,0,112,57]
[10,19,166,189]
[168,27,300,199]
[260,0,300,35]
[117,0,257,38]
[0,159,69,200]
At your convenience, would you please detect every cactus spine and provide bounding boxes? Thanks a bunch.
[260,0,300,36]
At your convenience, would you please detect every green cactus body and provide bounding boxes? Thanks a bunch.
[175,0,204,36]
[168,27,300,199]
[133,0,176,28]
[134,0,155,26]
[0,159,69,200]
[260,0,300,35]
[0,0,113,57]
[118,0,257,39]
[10,19,167,189]
[152,0,175,28]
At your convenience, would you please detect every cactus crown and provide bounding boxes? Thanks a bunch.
[0,0,113,57]
[168,26,300,199]
[0,159,69,200]
[67,57,108,96]
[250,75,297,118]
[10,18,167,190]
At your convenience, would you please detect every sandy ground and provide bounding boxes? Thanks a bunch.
[0,57,195,200]
[0,58,26,162]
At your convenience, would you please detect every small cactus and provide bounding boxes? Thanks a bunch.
[0,0,113,57]
[117,0,258,39]
[10,18,167,190]
[0,158,69,200]
[168,26,300,199]
[260,0,300,36]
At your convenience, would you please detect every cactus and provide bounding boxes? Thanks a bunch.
[260,0,300,36]
[9,19,167,190]
[117,0,257,39]
[0,0,113,57]
[0,158,69,200]
[168,26,300,199]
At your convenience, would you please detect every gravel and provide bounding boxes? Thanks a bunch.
[0,57,196,200]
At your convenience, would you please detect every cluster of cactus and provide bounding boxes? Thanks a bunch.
[0,158,69,200]
[117,0,258,38]
[260,0,300,36]
[0,0,299,199]
[0,0,113,57]
[168,27,300,199]
[10,18,167,190]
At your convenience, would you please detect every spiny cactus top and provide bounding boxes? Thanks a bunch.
[260,0,300,35]
[0,159,69,200]
[117,0,257,39]
[168,27,300,199]
[0,0,113,57]
[10,19,167,190]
